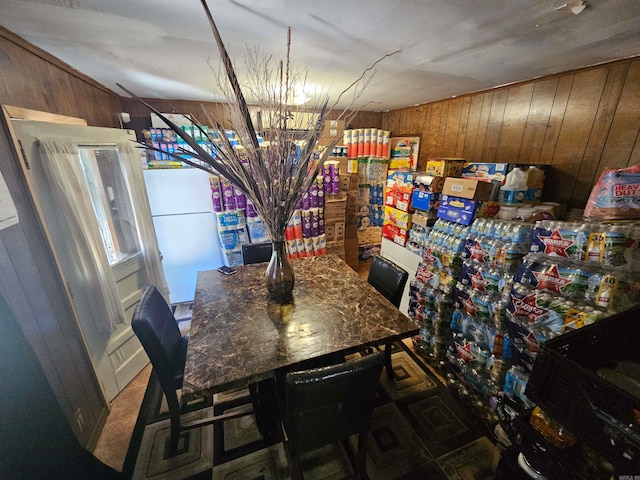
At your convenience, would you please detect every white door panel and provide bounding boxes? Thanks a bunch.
[10,121,164,401]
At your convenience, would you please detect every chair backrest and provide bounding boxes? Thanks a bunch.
[367,255,408,308]
[0,293,120,479]
[283,352,384,456]
[242,242,273,265]
[132,286,188,394]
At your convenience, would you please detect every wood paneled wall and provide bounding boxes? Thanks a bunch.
[382,57,640,210]
[0,27,122,127]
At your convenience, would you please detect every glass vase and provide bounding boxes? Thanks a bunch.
[265,240,295,303]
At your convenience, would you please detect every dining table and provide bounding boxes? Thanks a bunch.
[181,254,419,403]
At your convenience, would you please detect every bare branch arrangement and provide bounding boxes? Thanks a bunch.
[120,0,391,243]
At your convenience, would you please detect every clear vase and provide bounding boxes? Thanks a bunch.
[265,240,295,303]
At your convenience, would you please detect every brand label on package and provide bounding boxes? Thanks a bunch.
[411,190,440,212]
[462,163,510,185]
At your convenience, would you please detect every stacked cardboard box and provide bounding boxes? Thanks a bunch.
[341,173,360,271]
[382,170,417,247]
[325,192,347,259]
[324,171,359,262]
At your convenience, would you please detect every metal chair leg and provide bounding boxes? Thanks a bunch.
[384,342,394,380]
[165,391,183,456]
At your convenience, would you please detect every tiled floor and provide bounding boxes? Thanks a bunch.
[92,258,374,472]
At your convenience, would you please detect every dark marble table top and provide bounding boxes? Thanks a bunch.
[182,254,418,401]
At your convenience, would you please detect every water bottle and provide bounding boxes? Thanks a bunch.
[499,167,528,206]
[570,223,590,262]
[602,223,628,267]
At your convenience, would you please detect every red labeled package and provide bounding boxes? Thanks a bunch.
[584,164,640,220]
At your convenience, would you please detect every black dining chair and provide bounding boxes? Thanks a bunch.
[367,255,409,308]
[242,242,273,265]
[366,255,409,380]
[274,352,384,480]
[132,285,261,455]
[0,292,122,480]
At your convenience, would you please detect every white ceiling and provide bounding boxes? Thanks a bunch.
[2,0,640,111]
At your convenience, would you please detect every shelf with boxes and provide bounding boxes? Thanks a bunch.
[354,156,388,260]
[142,125,265,170]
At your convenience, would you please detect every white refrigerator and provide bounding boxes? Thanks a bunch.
[143,168,224,304]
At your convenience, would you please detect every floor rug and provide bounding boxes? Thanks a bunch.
[124,342,497,479]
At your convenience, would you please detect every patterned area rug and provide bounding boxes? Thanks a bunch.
[122,343,497,479]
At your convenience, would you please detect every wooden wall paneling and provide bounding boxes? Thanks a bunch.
[394,107,411,134]
[472,92,493,162]
[423,103,438,155]
[597,61,640,175]
[481,89,508,162]
[456,96,471,158]
[381,109,397,136]
[0,33,122,128]
[121,97,149,141]
[442,97,464,156]
[0,38,50,110]
[0,63,11,101]
[548,69,608,205]
[349,110,382,129]
[43,62,81,119]
[539,75,573,165]
[518,78,558,165]
[87,85,121,127]
[461,94,484,160]
[434,101,449,154]
[470,93,490,161]
[425,103,441,159]
[495,83,535,164]
[570,62,629,208]
[412,104,425,163]
[405,107,418,134]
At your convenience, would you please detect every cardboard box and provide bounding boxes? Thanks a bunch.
[324,198,347,219]
[389,158,412,170]
[414,174,445,192]
[462,163,510,185]
[425,158,465,177]
[384,189,413,212]
[411,210,435,228]
[339,173,359,192]
[436,194,479,225]
[442,177,494,201]
[318,120,345,146]
[383,205,412,230]
[357,226,382,246]
[325,220,346,243]
[411,190,440,212]
[382,223,409,247]
[386,169,416,193]
[390,136,420,168]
